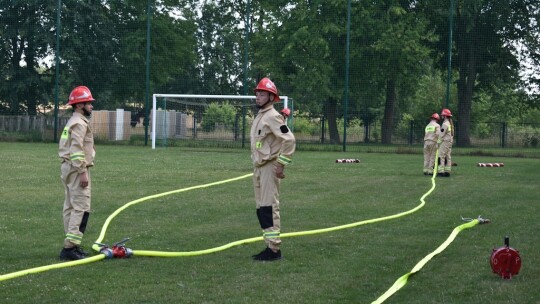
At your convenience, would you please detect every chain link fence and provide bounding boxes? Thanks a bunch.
[1,1,539,156]
[2,113,539,156]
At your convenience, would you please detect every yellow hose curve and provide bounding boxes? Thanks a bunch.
[1,152,444,291]
[0,174,253,283]
[91,173,254,252]
[132,153,439,257]
[0,254,105,282]
[371,219,481,304]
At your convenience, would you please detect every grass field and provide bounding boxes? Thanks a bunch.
[1,142,539,303]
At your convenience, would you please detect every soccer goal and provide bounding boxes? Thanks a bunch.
[151,94,292,149]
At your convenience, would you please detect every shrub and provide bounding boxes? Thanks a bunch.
[293,115,319,136]
[201,102,236,132]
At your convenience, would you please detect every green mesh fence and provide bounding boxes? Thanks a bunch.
[0,1,539,155]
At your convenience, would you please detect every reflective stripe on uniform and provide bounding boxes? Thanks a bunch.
[66,233,82,244]
[70,152,85,161]
[277,155,292,165]
[263,231,280,239]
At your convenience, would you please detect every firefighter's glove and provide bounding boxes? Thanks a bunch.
[275,163,286,179]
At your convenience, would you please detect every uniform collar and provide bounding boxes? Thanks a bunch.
[258,105,274,113]
[73,111,90,123]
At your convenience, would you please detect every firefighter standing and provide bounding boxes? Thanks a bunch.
[437,108,454,177]
[58,86,96,260]
[250,77,296,261]
[423,113,441,175]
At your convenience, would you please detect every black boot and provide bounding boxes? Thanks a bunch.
[74,246,89,256]
[59,247,86,261]
[252,247,282,261]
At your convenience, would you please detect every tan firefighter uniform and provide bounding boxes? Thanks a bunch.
[438,118,453,174]
[250,106,296,251]
[59,111,95,248]
[423,119,441,174]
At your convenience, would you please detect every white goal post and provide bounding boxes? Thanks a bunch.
[151,94,289,149]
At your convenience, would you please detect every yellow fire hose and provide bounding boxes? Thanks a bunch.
[132,153,441,257]
[91,173,254,252]
[0,174,253,282]
[132,175,435,257]
[1,151,488,304]
[0,254,105,282]
[372,217,488,304]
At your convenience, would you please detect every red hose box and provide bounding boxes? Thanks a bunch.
[490,236,521,279]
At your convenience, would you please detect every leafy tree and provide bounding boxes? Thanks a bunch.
[194,1,248,95]
[249,0,435,145]
[0,1,55,115]
[250,0,346,143]
[418,0,540,146]
[361,1,436,144]
[60,1,119,108]
[402,66,456,123]
[62,0,198,109]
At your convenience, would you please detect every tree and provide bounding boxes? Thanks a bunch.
[194,1,248,95]
[250,0,346,144]
[0,1,55,115]
[419,0,540,146]
[366,1,436,144]
[61,0,198,108]
[249,0,435,145]
[60,1,119,107]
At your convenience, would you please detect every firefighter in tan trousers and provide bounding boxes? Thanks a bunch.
[423,113,441,175]
[250,77,296,261]
[58,86,96,260]
[437,108,454,177]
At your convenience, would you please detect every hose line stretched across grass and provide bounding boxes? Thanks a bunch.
[0,174,253,282]
[133,167,438,257]
[371,218,485,304]
[0,157,441,282]
[91,173,255,252]
[131,154,443,257]
[3,150,484,304]
[0,254,105,282]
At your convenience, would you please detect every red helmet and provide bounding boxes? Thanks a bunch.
[431,113,440,121]
[254,77,280,101]
[441,108,452,117]
[281,108,291,118]
[68,86,95,105]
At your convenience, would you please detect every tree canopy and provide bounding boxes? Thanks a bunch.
[1,0,539,146]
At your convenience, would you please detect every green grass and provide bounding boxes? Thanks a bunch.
[0,142,539,303]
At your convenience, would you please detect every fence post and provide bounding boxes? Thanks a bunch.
[234,113,239,141]
[501,122,507,148]
[321,116,326,143]
[193,117,198,139]
[364,123,370,143]
[409,120,414,145]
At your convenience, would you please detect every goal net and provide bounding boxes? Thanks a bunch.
[151,94,292,149]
